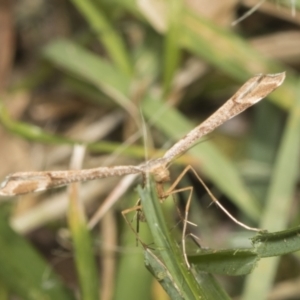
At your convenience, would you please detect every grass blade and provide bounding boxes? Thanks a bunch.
[0,101,150,159]
[189,225,300,275]
[144,248,184,300]
[70,0,132,75]
[190,249,259,276]
[163,0,183,95]
[252,226,300,257]
[114,193,153,300]
[67,147,99,300]
[242,80,300,299]
[42,40,137,118]
[0,206,75,300]
[138,181,231,299]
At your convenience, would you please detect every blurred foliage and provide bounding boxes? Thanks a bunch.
[0,0,299,299]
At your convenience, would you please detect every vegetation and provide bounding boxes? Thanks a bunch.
[0,1,299,299]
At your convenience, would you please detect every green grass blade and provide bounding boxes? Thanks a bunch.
[138,181,231,299]
[42,40,137,118]
[70,0,132,76]
[246,101,283,200]
[163,0,183,95]
[114,193,153,300]
[67,184,99,300]
[138,183,199,299]
[144,249,184,300]
[66,146,99,300]
[252,226,300,257]
[0,103,78,145]
[190,249,259,276]
[0,102,151,158]
[0,206,75,300]
[189,225,300,276]
[242,81,300,300]
[192,272,232,299]
[42,39,130,95]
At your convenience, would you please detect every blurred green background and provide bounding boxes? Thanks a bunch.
[0,0,299,299]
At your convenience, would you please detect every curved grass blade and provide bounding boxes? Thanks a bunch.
[42,40,137,119]
[70,0,132,76]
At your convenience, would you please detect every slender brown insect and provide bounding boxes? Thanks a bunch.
[0,72,285,267]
